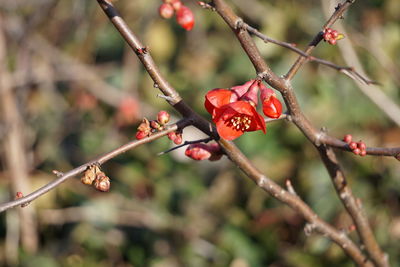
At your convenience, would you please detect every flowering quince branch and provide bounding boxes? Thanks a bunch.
[92,0,381,265]
[212,0,393,266]
[0,0,395,266]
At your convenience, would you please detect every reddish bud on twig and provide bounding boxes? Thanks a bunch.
[349,142,357,150]
[353,148,361,155]
[150,120,162,130]
[357,141,366,151]
[159,3,174,19]
[185,143,222,161]
[240,80,259,106]
[165,0,183,11]
[176,5,194,31]
[173,133,183,145]
[136,130,148,140]
[260,85,282,119]
[157,110,170,125]
[343,134,352,144]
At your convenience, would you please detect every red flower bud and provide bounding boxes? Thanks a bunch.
[170,0,182,10]
[94,172,111,192]
[349,142,357,150]
[357,141,366,151]
[353,148,361,155]
[137,118,151,133]
[159,3,174,19]
[15,191,24,199]
[136,130,148,140]
[168,131,176,141]
[176,5,194,31]
[328,39,337,45]
[230,80,255,101]
[157,110,170,125]
[173,133,183,145]
[260,86,282,119]
[360,150,367,157]
[150,120,162,130]
[240,80,259,106]
[343,134,352,144]
[185,143,222,161]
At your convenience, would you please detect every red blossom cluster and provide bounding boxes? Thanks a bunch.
[323,28,344,45]
[205,80,282,140]
[343,134,367,156]
[135,111,183,145]
[185,143,223,161]
[159,0,195,31]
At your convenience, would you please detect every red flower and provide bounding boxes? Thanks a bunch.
[204,80,256,118]
[213,101,266,140]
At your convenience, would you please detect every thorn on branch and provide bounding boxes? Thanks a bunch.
[157,93,175,102]
[285,179,297,195]
[197,1,215,11]
[234,19,244,31]
[15,192,30,207]
[304,223,316,236]
[52,170,64,177]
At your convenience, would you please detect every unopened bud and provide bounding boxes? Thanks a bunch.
[150,120,162,130]
[185,143,222,161]
[136,130,148,140]
[159,3,174,19]
[343,134,352,144]
[260,86,282,119]
[94,172,111,192]
[81,165,100,185]
[349,142,357,150]
[157,110,170,125]
[176,5,194,31]
[137,118,151,133]
[173,133,183,145]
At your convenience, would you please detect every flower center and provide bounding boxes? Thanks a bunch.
[229,115,252,131]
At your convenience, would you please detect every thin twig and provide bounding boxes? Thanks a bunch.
[0,125,179,213]
[96,1,372,265]
[242,23,377,85]
[285,0,357,81]
[321,0,400,127]
[158,137,213,156]
[212,0,385,265]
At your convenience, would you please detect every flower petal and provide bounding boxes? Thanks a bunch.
[204,89,233,116]
[216,118,245,140]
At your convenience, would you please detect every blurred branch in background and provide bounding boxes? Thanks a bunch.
[0,15,38,263]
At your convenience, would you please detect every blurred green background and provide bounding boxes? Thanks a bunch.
[0,0,400,266]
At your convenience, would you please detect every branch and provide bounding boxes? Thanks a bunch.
[0,124,179,213]
[321,0,400,127]
[241,22,377,85]
[285,0,357,81]
[320,134,400,158]
[212,0,387,266]
[95,1,372,265]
